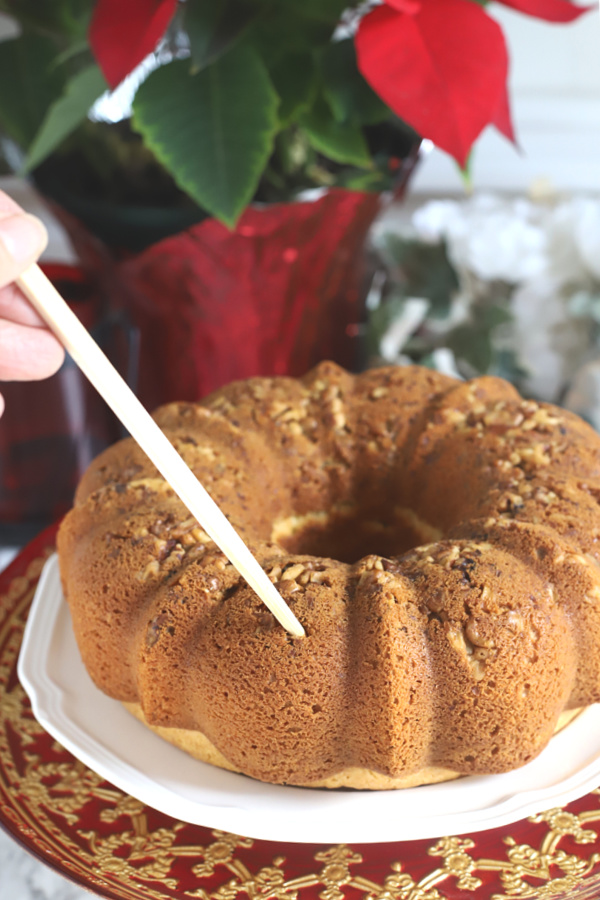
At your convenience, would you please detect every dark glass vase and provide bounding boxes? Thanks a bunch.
[0,265,135,544]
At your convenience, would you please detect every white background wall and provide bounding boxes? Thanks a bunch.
[411,4,600,193]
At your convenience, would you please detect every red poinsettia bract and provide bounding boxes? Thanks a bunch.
[356,0,511,166]
[356,0,589,165]
[89,0,178,89]
[495,0,588,22]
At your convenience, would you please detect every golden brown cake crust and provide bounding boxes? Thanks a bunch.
[57,362,600,788]
[122,701,582,790]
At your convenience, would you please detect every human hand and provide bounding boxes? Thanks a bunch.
[0,191,64,417]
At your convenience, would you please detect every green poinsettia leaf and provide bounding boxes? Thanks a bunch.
[278,0,348,23]
[53,38,90,68]
[0,1,91,42]
[185,0,265,73]
[24,64,108,172]
[0,32,66,148]
[132,47,279,226]
[269,52,317,125]
[299,95,371,168]
[251,10,333,63]
[321,39,389,126]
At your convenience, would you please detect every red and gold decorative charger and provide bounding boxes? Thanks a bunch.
[3,526,600,899]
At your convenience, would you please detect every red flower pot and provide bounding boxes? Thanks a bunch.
[119,188,384,408]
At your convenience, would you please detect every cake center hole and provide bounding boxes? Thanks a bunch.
[272,505,441,565]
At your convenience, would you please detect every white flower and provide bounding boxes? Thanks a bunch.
[546,200,589,285]
[412,194,548,283]
[546,198,600,285]
[577,201,600,281]
[411,200,463,243]
[452,212,546,283]
[410,193,600,287]
[380,192,600,404]
[511,276,591,402]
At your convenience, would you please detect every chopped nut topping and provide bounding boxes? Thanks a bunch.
[279,580,301,593]
[444,408,467,426]
[309,570,328,584]
[278,407,306,422]
[170,517,196,537]
[373,571,394,586]
[584,586,600,604]
[370,386,388,399]
[136,559,160,582]
[446,624,489,681]
[281,563,305,581]
[270,401,290,419]
[521,407,562,431]
[518,445,551,466]
[210,396,234,415]
[506,610,525,633]
[483,406,524,429]
[268,565,283,583]
[465,617,494,649]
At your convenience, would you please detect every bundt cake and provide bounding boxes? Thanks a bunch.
[57,361,600,789]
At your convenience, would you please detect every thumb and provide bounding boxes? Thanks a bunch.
[0,210,48,290]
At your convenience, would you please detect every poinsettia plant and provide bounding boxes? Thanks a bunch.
[0,0,589,227]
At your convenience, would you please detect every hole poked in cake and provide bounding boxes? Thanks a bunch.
[272,505,441,565]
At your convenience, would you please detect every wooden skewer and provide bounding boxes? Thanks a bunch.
[17,263,305,638]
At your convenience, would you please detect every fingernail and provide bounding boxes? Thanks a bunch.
[0,214,48,265]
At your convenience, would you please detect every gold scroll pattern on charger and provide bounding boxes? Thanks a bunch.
[1,555,600,899]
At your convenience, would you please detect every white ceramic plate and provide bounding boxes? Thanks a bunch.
[18,554,600,844]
